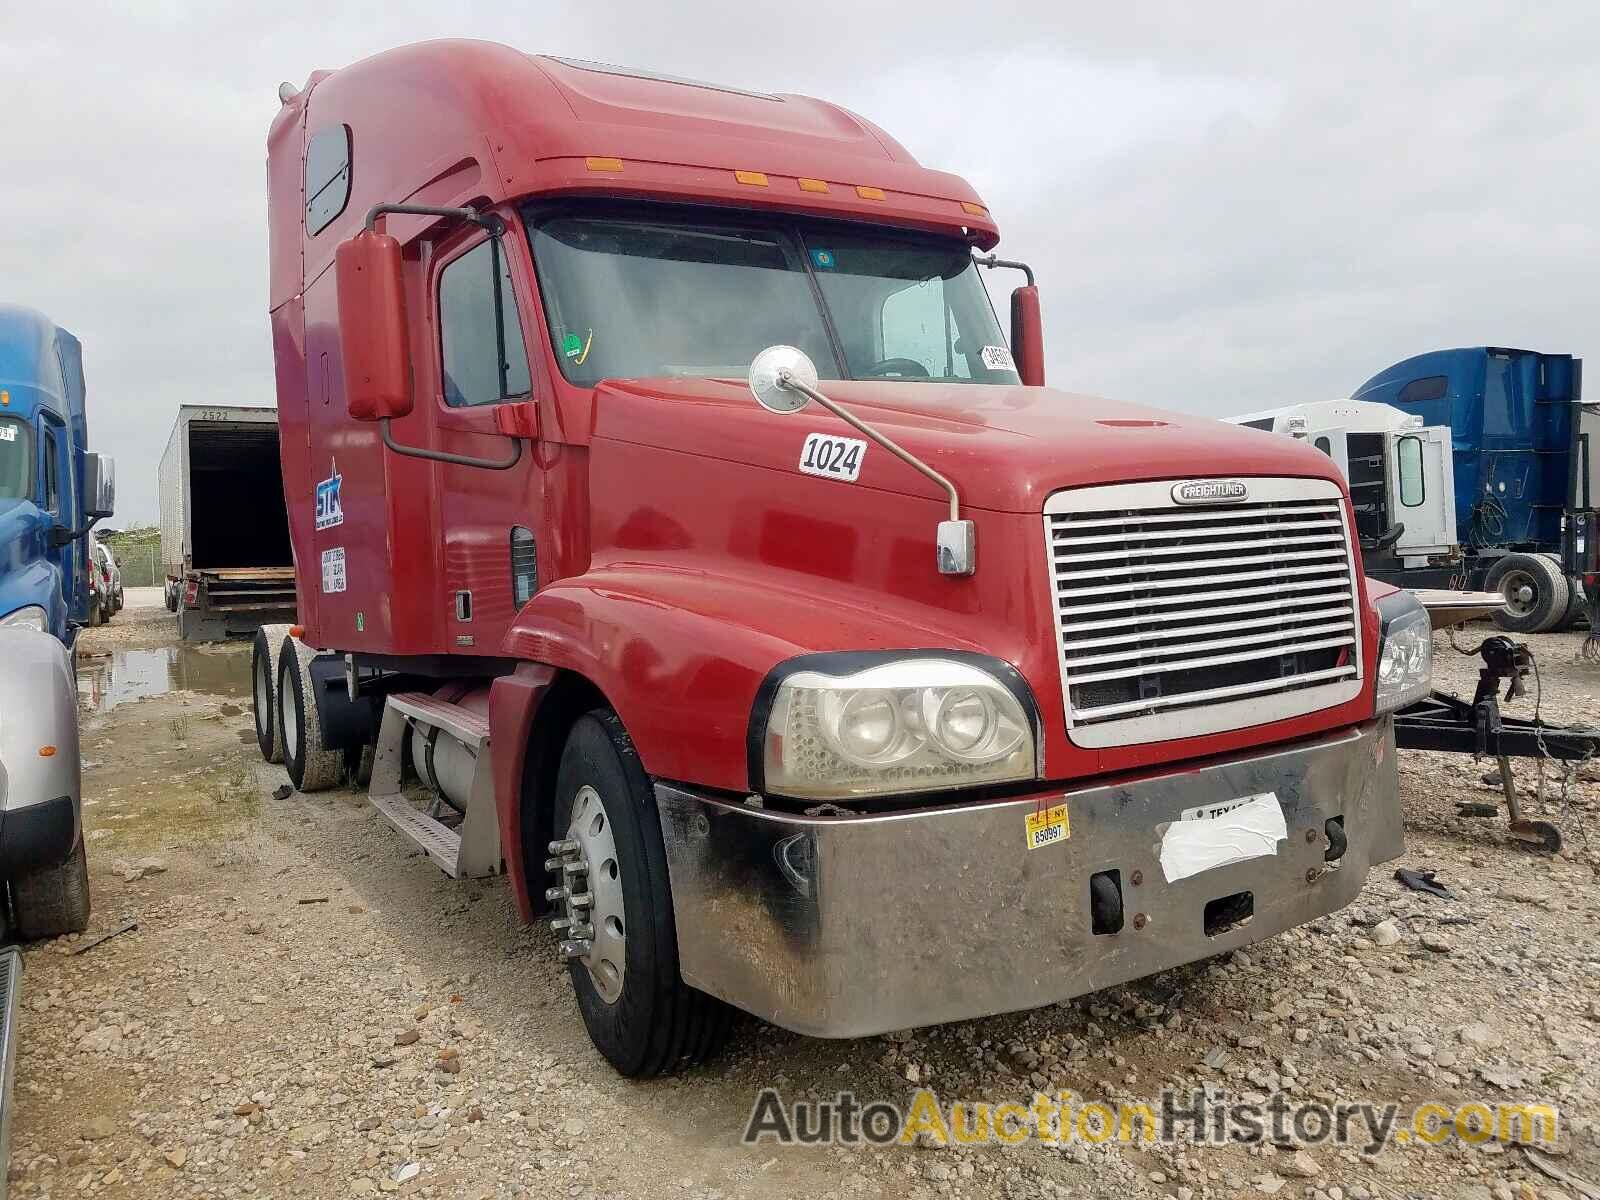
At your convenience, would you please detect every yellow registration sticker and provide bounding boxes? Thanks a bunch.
[1025,803,1070,851]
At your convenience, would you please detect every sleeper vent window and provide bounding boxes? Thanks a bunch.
[305,125,352,235]
[511,526,538,607]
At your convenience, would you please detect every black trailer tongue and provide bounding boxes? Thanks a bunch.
[1394,634,1600,854]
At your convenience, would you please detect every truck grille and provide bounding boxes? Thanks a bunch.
[1044,477,1362,747]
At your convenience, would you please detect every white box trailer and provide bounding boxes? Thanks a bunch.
[158,405,295,641]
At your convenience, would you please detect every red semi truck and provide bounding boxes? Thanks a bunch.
[259,42,1428,1076]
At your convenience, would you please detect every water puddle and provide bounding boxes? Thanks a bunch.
[76,645,251,713]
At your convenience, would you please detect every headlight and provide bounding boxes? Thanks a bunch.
[1373,591,1433,715]
[0,605,47,632]
[758,655,1038,800]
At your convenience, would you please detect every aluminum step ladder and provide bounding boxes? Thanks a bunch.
[368,692,501,879]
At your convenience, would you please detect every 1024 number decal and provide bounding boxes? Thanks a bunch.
[798,432,867,482]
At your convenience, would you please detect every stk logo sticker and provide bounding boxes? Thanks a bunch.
[1172,479,1248,505]
[315,461,343,530]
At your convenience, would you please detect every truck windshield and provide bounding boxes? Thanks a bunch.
[526,210,1021,388]
[0,416,31,500]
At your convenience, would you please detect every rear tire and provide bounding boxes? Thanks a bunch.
[12,839,91,940]
[1545,556,1588,630]
[552,710,731,1077]
[252,624,291,763]
[277,637,342,793]
[1486,553,1569,633]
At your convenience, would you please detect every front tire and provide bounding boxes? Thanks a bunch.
[277,637,342,793]
[552,711,731,1077]
[12,839,91,940]
[1487,552,1569,633]
[252,624,291,763]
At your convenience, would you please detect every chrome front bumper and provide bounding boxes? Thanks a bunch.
[656,718,1401,1038]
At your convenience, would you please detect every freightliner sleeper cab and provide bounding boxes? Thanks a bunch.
[261,42,1427,1076]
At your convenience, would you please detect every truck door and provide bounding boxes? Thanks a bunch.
[38,416,78,620]
[427,227,543,646]
[1385,427,1456,556]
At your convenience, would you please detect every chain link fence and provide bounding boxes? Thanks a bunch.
[103,538,163,587]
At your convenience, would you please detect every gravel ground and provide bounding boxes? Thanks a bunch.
[8,605,1599,1200]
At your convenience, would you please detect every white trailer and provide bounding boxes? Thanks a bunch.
[158,405,296,641]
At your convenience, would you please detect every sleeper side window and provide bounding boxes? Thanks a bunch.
[438,238,533,408]
[305,125,352,235]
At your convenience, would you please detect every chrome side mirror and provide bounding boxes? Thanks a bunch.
[747,345,815,414]
[83,453,115,519]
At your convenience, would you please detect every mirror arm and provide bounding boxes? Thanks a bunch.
[973,252,1034,286]
[365,203,503,237]
[50,514,102,548]
[380,417,524,471]
[778,370,961,523]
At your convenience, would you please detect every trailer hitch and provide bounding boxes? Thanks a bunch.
[1392,635,1598,853]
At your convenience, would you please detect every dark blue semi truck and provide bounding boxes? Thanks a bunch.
[1354,347,1599,633]
[0,303,116,945]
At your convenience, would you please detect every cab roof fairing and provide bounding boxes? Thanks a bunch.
[267,40,999,308]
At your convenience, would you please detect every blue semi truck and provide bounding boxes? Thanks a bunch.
[1352,347,1599,633]
[0,303,115,943]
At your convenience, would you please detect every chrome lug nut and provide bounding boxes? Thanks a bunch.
[543,856,565,872]
[545,885,570,903]
[568,922,594,940]
[550,916,572,932]
[548,838,580,855]
[560,939,592,959]
[566,891,593,910]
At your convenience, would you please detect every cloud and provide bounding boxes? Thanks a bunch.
[2,2,1595,523]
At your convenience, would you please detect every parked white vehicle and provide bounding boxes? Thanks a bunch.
[0,627,90,940]
[88,536,122,623]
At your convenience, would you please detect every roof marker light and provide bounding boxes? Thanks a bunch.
[585,157,624,173]
[855,185,885,201]
[734,170,769,187]
[0,391,8,406]
[797,178,829,193]
[961,201,988,216]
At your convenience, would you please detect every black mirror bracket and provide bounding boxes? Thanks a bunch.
[51,515,102,548]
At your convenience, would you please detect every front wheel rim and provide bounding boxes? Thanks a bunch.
[564,784,627,1004]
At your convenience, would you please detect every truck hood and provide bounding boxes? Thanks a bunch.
[592,378,1345,513]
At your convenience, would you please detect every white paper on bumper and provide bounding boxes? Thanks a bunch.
[1158,792,1287,883]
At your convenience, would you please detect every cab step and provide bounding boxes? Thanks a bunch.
[368,691,500,880]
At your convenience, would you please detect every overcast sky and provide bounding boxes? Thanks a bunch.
[3,3,1596,525]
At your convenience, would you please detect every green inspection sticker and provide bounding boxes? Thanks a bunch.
[561,332,583,359]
